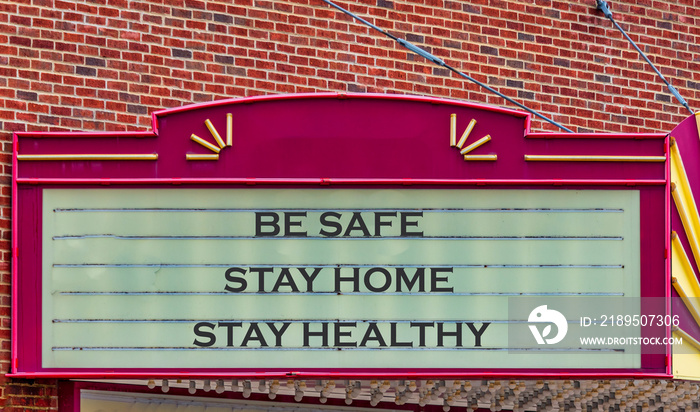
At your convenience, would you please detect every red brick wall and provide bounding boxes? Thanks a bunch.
[0,379,58,411]
[1,0,699,409]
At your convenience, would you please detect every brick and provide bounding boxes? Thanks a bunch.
[213,13,233,24]
[480,45,498,56]
[517,32,534,41]
[125,104,147,114]
[172,48,193,58]
[85,57,106,67]
[16,91,38,101]
[506,79,523,88]
[118,92,139,103]
[172,8,192,18]
[553,58,570,67]
[406,33,424,43]
[75,66,97,76]
[655,93,671,102]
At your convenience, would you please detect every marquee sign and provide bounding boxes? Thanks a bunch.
[12,93,669,378]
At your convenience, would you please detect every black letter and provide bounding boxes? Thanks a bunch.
[343,212,371,237]
[396,267,425,292]
[437,322,462,347]
[390,322,412,347]
[241,323,268,347]
[303,322,329,347]
[255,212,280,236]
[410,322,434,347]
[224,267,247,292]
[374,212,396,237]
[219,321,243,347]
[272,268,299,292]
[335,267,360,292]
[364,267,391,292]
[431,267,454,292]
[466,322,490,347]
[359,323,387,347]
[334,322,357,347]
[298,267,322,292]
[284,212,307,237]
[319,212,342,237]
[267,322,291,347]
[193,322,216,347]
[249,267,273,292]
[400,212,423,237]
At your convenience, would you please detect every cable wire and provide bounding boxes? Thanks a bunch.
[321,0,575,133]
[595,0,693,115]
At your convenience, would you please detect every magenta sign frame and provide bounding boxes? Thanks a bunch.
[11,93,670,379]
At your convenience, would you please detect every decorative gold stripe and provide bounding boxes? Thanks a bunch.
[226,113,233,147]
[673,327,700,353]
[464,154,497,161]
[460,134,491,155]
[671,327,700,383]
[186,154,220,161]
[449,114,456,147]
[670,137,700,265]
[671,232,700,327]
[17,154,158,161]
[190,134,221,153]
[457,119,477,149]
[524,155,666,162]
[205,119,226,149]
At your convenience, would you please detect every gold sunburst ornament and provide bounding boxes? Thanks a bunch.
[450,114,496,161]
[186,113,233,160]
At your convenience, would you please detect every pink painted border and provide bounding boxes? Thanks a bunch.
[13,371,675,380]
[11,132,19,374]
[14,178,667,186]
[665,134,672,376]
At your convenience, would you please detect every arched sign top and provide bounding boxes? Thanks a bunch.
[151,92,531,123]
